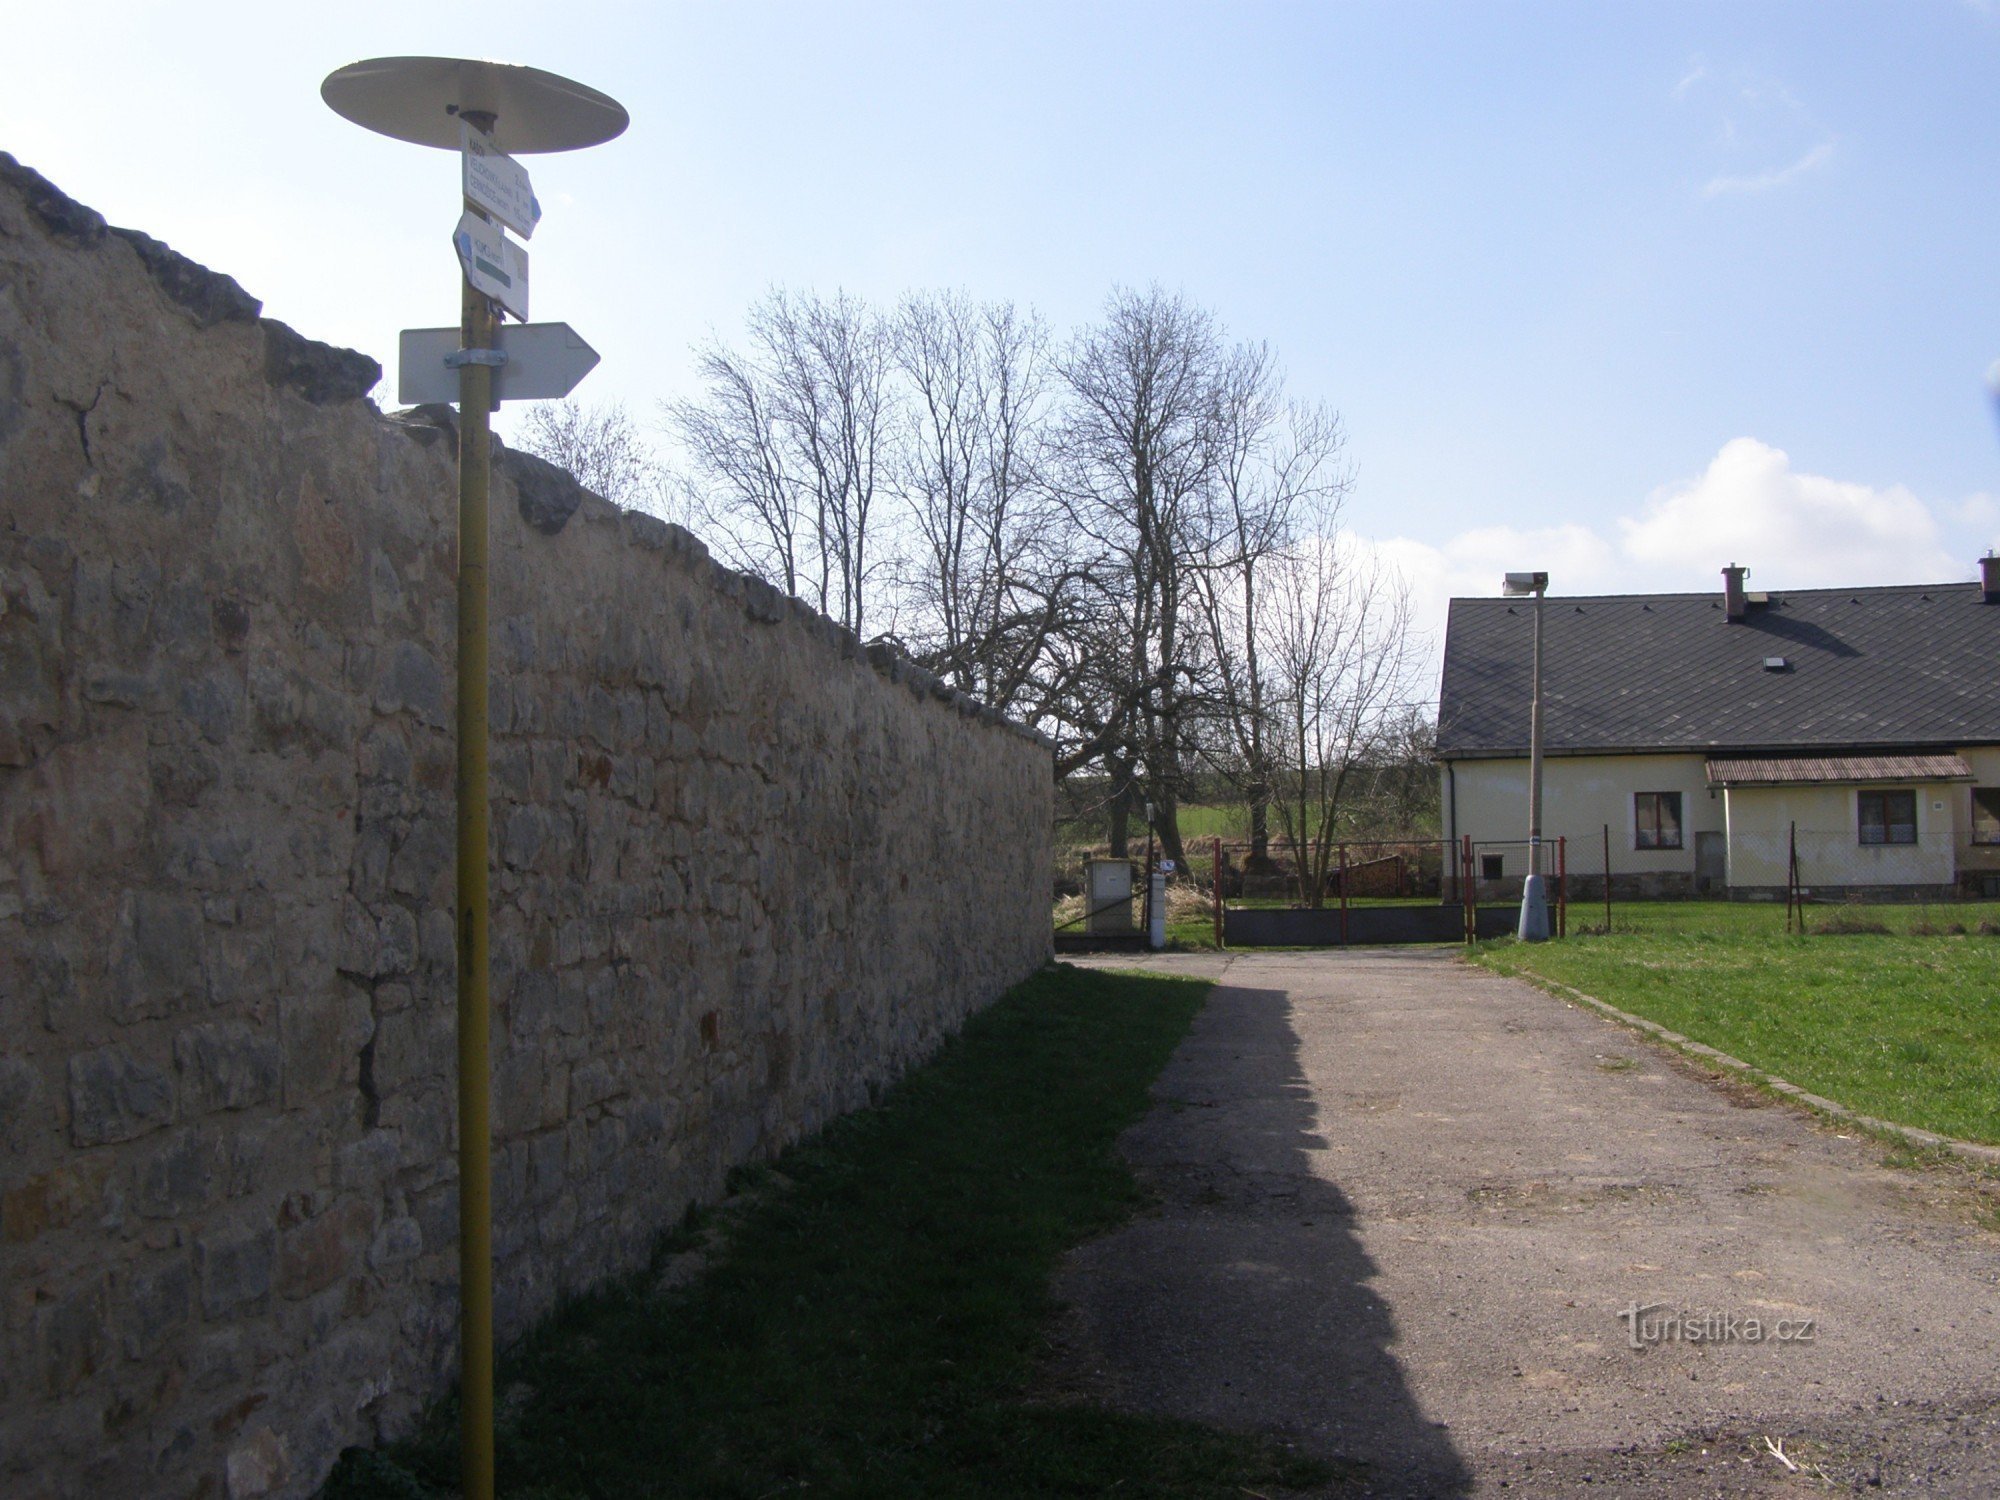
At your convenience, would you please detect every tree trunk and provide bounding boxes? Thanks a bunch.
[1107,761,1133,858]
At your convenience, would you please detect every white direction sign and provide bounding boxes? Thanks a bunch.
[461,121,541,239]
[453,211,529,320]
[398,323,601,406]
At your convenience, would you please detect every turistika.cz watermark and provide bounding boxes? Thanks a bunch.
[1618,1302,1817,1349]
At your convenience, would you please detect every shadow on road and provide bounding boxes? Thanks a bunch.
[1049,979,1471,1496]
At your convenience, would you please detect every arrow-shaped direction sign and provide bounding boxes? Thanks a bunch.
[453,210,530,320]
[461,121,541,239]
[399,322,601,406]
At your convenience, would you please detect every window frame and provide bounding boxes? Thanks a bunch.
[1856,788,1918,847]
[1633,790,1684,851]
[1972,787,2000,846]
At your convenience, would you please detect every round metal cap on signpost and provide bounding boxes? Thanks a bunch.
[322,56,629,151]
[322,57,625,1500]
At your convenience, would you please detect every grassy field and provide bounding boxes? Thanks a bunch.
[1475,900,2000,1144]
[324,966,1330,1500]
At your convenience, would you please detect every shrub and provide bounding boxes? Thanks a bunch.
[1813,910,1891,935]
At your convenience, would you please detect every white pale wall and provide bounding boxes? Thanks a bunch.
[1442,753,1719,880]
[1954,746,2000,877]
[1723,784,1955,888]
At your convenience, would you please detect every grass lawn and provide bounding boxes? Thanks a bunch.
[324,965,1329,1499]
[1474,900,2000,1145]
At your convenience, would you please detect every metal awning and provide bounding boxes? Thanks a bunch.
[1704,753,1974,787]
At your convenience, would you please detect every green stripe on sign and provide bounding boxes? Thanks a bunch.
[474,257,512,286]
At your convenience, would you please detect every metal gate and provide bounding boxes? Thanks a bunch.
[1216,836,1568,947]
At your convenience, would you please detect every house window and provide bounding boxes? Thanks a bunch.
[1857,789,1918,846]
[1634,792,1683,850]
[1974,788,2000,845]
[1481,853,1504,880]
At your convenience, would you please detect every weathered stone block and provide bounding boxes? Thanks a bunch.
[279,988,371,1106]
[373,640,446,726]
[335,898,417,980]
[336,1129,399,1191]
[224,1424,289,1499]
[117,1255,193,1359]
[279,1198,375,1300]
[132,1127,220,1218]
[67,1044,173,1146]
[0,1054,40,1139]
[366,1007,445,1097]
[195,1227,276,1319]
[109,890,207,1024]
[369,1215,422,1271]
[173,1021,279,1115]
[36,1281,107,1397]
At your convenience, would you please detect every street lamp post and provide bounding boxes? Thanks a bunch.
[1502,571,1551,942]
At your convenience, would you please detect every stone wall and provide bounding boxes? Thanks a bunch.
[0,157,1053,1499]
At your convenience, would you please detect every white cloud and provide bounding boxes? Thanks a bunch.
[1703,140,1835,197]
[1620,437,1958,586]
[1363,438,1984,699]
[1955,492,1999,528]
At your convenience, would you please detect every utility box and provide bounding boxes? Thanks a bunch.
[1085,858,1136,934]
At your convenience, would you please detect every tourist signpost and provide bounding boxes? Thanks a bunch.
[461,121,542,238]
[452,210,531,319]
[398,322,601,406]
[321,56,627,1500]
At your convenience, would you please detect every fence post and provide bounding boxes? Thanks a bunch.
[1601,823,1612,935]
[1557,835,1567,938]
[1338,842,1349,945]
[1787,820,1799,934]
[1213,835,1224,950]
[1462,833,1475,943]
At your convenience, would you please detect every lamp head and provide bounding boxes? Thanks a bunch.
[1501,571,1549,596]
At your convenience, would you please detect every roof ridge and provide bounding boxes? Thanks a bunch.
[1446,579,1976,607]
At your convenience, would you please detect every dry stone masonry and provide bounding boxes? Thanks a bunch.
[0,156,1053,1498]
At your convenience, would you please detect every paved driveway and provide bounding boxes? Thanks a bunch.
[1051,950,2000,1496]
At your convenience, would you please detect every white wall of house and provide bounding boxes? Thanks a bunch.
[1952,745,2000,880]
[1444,749,2000,890]
[1442,752,1719,879]
[1722,783,1955,889]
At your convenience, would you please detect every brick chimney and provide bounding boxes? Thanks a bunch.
[1983,553,2000,603]
[1722,564,1749,622]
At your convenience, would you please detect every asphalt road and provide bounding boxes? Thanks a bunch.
[1050,949,2000,1497]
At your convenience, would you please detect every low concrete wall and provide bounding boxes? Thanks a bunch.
[0,157,1052,1499]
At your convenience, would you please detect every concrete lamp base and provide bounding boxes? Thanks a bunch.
[1517,873,1551,943]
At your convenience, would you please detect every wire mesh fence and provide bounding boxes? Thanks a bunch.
[1054,816,2000,948]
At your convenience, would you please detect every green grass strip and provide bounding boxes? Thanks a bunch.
[1474,902,2000,1144]
[325,964,1330,1499]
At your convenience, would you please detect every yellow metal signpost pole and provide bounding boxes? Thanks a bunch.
[455,129,499,1500]
[319,61,627,1500]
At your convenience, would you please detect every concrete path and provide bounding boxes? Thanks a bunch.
[1050,950,2000,1496]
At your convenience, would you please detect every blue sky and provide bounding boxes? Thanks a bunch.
[8,1,2000,657]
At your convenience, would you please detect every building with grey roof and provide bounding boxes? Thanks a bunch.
[1437,561,2000,899]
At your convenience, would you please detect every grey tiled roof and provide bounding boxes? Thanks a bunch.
[1437,581,2000,757]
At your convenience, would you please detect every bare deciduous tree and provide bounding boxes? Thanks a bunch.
[514,399,670,515]
[661,280,1428,868]
[891,291,1068,712]
[1054,287,1232,862]
[667,289,891,636]
[1193,347,1353,874]
[1265,536,1421,906]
